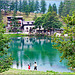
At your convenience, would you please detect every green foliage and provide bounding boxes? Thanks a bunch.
[52,13,75,68]
[59,0,75,17]
[10,1,15,11]
[48,4,53,12]
[15,0,18,13]
[34,17,43,28]
[52,3,57,13]
[35,0,40,13]
[33,13,37,21]
[40,0,46,14]
[34,11,62,35]
[0,22,13,73]
[59,1,64,17]
[19,0,22,13]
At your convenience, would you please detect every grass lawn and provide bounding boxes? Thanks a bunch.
[4,33,29,38]
[2,11,42,24]
[0,68,75,75]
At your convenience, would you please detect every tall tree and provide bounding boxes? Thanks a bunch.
[52,3,57,13]
[30,0,35,12]
[15,0,18,13]
[34,17,43,34]
[53,13,75,68]
[0,11,13,72]
[0,0,2,22]
[10,1,15,11]
[19,0,22,14]
[35,0,40,13]
[22,0,29,15]
[59,1,64,17]
[3,0,9,15]
[28,0,31,13]
[43,12,62,35]
[48,3,53,12]
[40,0,46,14]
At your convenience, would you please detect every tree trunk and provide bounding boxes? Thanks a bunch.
[50,29,51,35]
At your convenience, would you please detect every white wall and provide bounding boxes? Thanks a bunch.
[24,25,35,34]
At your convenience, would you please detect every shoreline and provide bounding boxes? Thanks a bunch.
[0,68,75,75]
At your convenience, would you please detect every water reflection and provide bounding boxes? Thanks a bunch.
[8,37,72,72]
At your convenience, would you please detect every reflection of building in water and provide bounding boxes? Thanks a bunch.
[17,37,52,49]
[11,37,52,50]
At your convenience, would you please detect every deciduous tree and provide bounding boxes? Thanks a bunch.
[53,13,75,68]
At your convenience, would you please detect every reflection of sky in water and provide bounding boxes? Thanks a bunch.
[9,37,72,72]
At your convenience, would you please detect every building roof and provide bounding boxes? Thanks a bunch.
[23,21,35,25]
[7,16,23,18]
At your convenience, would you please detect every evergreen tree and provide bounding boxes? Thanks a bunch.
[25,5,29,16]
[35,0,40,13]
[22,0,27,13]
[22,0,29,15]
[15,0,18,13]
[19,0,22,14]
[52,3,57,13]
[59,1,64,17]
[0,9,13,72]
[10,1,15,11]
[40,0,46,14]
[3,0,9,15]
[0,0,2,22]
[28,0,31,13]
[62,1,71,17]
[0,21,13,73]
[48,3,53,12]
[30,0,35,12]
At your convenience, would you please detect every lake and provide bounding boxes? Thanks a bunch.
[8,36,72,72]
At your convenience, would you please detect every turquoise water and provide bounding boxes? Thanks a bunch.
[8,37,72,72]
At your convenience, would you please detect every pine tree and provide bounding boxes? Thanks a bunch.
[10,1,15,11]
[48,3,53,12]
[19,0,22,14]
[30,0,35,12]
[28,0,31,13]
[15,0,18,13]
[35,0,39,13]
[59,1,64,17]
[0,8,13,72]
[0,0,2,22]
[40,0,46,14]
[53,3,57,13]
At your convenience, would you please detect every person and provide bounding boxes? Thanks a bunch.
[34,62,37,70]
[28,64,30,70]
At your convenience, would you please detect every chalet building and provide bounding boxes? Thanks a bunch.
[22,21,36,34]
[7,16,23,27]
[7,16,45,34]
[7,16,36,33]
[7,16,23,32]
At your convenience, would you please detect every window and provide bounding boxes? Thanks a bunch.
[32,22,33,24]
[26,27,28,29]
[27,22,29,24]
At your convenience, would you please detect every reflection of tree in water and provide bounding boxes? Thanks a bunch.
[8,37,61,68]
